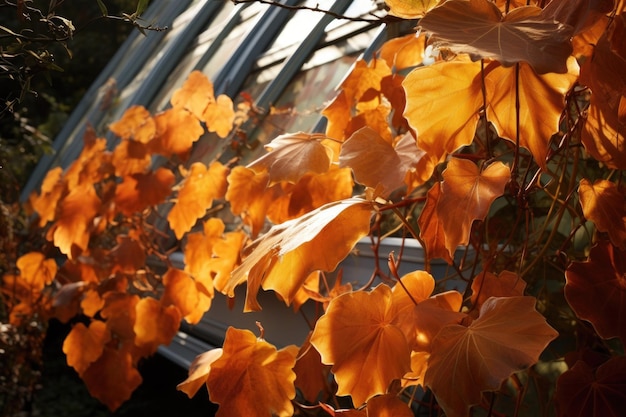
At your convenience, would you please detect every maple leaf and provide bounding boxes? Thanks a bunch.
[385,0,441,19]
[340,58,391,108]
[310,284,411,406]
[114,167,175,215]
[470,270,526,310]
[438,158,510,256]
[578,179,626,250]
[484,59,579,169]
[170,70,215,120]
[565,240,626,343]
[339,127,423,197]
[555,356,626,417]
[63,320,111,376]
[177,348,224,398]
[134,297,181,354]
[226,166,282,238]
[153,107,204,157]
[410,291,466,352]
[109,105,156,143]
[203,94,236,138]
[424,296,558,417]
[168,161,229,239]
[417,182,454,263]
[16,252,57,291]
[30,166,64,226]
[419,0,573,74]
[266,168,354,225]
[81,346,143,411]
[247,132,333,185]
[403,59,483,163]
[205,327,298,417]
[225,198,373,312]
[46,184,101,259]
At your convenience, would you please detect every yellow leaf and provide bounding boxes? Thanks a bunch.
[206,327,298,417]
[385,0,441,18]
[171,70,215,120]
[203,94,235,138]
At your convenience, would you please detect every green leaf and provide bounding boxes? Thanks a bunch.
[135,0,149,16]
[96,0,109,16]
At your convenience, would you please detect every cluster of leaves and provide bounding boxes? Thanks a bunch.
[2,0,626,415]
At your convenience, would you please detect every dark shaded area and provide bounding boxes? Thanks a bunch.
[32,320,218,417]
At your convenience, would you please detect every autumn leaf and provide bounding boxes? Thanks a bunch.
[64,133,111,189]
[424,296,558,417]
[578,179,626,250]
[81,346,143,411]
[438,158,510,256]
[81,288,104,317]
[153,107,204,157]
[17,252,57,290]
[310,285,411,406]
[293,333,332,403]
[109,234,147,274]
[111,139,151,176]
[555,356,626,417]
[565,240,626,343]
[322,90,351,141]
[470,270,526,310]
[177,348,223,398]
[101,292,139,341]
[114,167,175,215]
[403,59,483,163]
[205,327,298,417]
[30,166,64,226]
[340,58,391,108]
[247,132,333,185]
[63,320,111,376]
[203,94,236,138]
[225,198,373,311]
[168,161,229,239]
[541,0,615,35]
[171,70,215,120]
[379,33,426,70]
[419,0,573,74]
[109,105,156,143]
[409,291,465,352]
[417,182,453,263]
[134,297,181,353]
[46,184,101,259]
[365,394,415,417]
[386,0,441,19]
[161,268,209,325]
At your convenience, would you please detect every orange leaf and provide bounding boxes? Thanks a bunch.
[541,0,615,35]
[438,159,510,256]
[403,59,483,163]
[417,182,453,263]
[226,166,282,238]
[419,0,573,74]
[578,179,626,250]
[203,94,235,138]
[293,333,332,403]
[101,292,138,341]
[385,0,442,18]
[177,348,223,398]
[340,58,391,107]
[565,240,626,343]
[365,394,415,417]
[424,296,558,417]
[161,268,208,325]
[111,139,152,176]
[206,327,298,417]
[46,184,101,259]
[484,59,579,169]
[30,166,64,226]
[81,346,143,411]
[16,252,57,290]
[379,33,426,70]
[226,198,373,311]
[247,132,333,185]
[153,107,204,157]
[109,235,147,274]
[339,127,422,197]
[322,90,351,141]
[81,289,104,317]
[168,161,229,239]
[410,291,465,352]
[134,297,182,353]
[555,356,626,417]
[171,70,215,120]
[109,105,156,143]
[63,320,111,376]
[470,270,526,310]
[310,284,411,406]
[115,167,175,215]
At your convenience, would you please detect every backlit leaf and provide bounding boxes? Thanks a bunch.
[111,139,151,176]
[109,105,156,143]
[153,107,204,157]
[565,240,626,343]
[555,356,626,417]
[161,268,208,325]
[578,179,626,250]
[63,321,111,376]
[541,0,615,35]
[16,252,57,290]
[417,182,453,263]
[310,284,411,406]
[30,166,64,226]
[226,198,373,311]
[247,132,333,185]
[101,292,138,341]
[171,70,215,120]
[419,0,573,74]
[293,333,332,403]
[114,167,175,215]
[365,394,415,417]
[403,59,483,163]
[177,348,223,398]
[203,94,236,138]
[470,270,526,310]
[134,297,182,354]
[424,296,558,417]
[379,33,426,70]
[438,158,510,255]
[168,161,229,239]
[206,327,298,417]
[109,234,146,274]
[386,0,441,19]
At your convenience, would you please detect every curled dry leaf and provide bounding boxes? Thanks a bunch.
[177,348,223,398]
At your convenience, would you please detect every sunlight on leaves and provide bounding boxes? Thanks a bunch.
[417,182,453,263]
[386,0,441,18]
[114,167,175,215]
[153,107,204,157]
[206,327,298,417]
[109,105,156,143]
[171,70,215,120]
[62,321,110,376]
[470,270,526,310]
[578,179,626,250]
[310,284,411,406]
[203,95,236,138]
[134,297,182,354]
[177,348,223,398]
